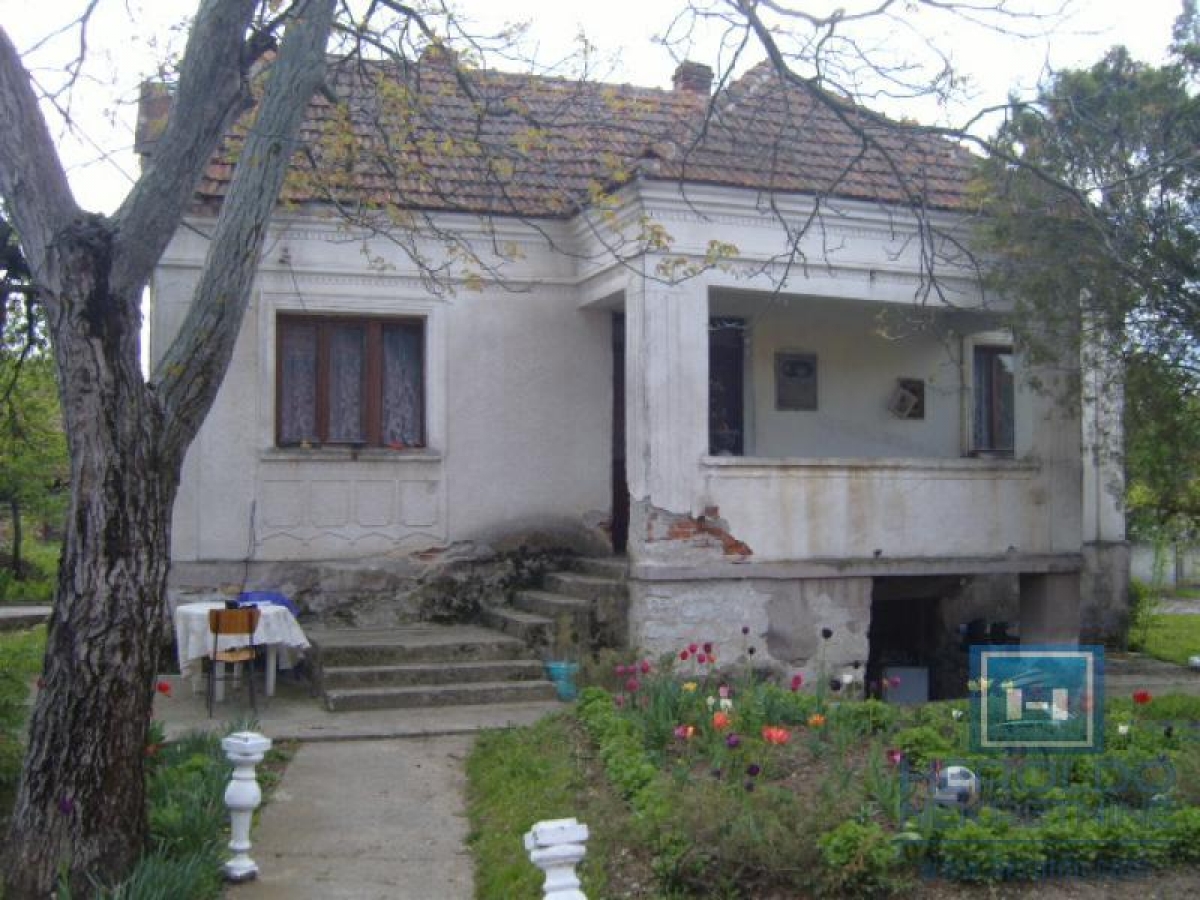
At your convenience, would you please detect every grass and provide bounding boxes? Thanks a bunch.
[465,712,654,899]
[0,537,59,604]
[1136,613,1200,666]
[0,626,46,827]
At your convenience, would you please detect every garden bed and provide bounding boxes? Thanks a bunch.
[470,633,1200,898]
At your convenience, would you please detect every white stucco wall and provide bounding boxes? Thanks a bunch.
[590,183,1085,565]
[153,180,1088,571]
[153,215,612,562]
[711,293,974,459]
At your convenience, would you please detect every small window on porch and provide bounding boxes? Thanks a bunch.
[709,318,745,455]
[973,344,1014,456]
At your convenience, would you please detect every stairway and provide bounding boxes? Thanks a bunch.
[308,623,557,712]
[307,557,628,712]
[482,556,628,657]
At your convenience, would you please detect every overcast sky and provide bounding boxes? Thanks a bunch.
[0,0,1187,213]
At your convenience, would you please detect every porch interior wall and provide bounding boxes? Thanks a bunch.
[710,294,970,459]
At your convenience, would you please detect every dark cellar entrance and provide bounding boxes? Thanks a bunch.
[867,576,970,701]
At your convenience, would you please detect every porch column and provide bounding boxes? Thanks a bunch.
[624,276,709,517]
[1079,303,1129,642]
[1019,573,1082,644]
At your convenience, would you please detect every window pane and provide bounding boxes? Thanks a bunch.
[328,324,365,443]
[973,345,1014,454]
[381,324,423,447]
[992,351,1014,453]
[279,322,318,444]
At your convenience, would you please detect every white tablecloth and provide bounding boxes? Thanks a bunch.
[173,601,310,694]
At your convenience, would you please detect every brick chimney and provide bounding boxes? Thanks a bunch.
[134,81,173,161]
[672,61,713,95]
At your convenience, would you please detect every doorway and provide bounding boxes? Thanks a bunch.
[611,313,628,553]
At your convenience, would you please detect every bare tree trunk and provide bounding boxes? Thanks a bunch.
[8,496,21,578]
[0,2,335,894]
[2,221,179,897]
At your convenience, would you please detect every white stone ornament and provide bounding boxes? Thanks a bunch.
[933,765,980,808]
[524,817,589,900]
[221,731,273,881]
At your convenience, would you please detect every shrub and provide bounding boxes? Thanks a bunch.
[829,699,897,736]
[935,809,1046,883]
[817,819,906,898]
[1167,806,1200,863]
[891,726,955,770]
[1127,578,1157,648]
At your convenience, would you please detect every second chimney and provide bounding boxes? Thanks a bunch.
[672,61,713,95]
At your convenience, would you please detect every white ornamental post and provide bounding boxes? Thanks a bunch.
[221,731,273,881]
[523,817,589,900]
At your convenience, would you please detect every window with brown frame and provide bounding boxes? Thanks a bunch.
[972,344,1014,455]
[276,315,425,448]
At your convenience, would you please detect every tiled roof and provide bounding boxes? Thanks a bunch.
[147,54,976,218]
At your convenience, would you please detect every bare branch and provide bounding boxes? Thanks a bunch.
[155,0,337,460]
[0,26,80,288]
[110,0,263,301]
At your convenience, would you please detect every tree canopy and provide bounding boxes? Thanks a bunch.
[975,1,1200,370]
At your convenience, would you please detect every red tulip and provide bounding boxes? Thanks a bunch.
[762,725,791,745]
[1133,690,1153,706]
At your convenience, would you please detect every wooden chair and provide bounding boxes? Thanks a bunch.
[206,607,262,717]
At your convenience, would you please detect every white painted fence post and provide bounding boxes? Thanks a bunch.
[221,731,273,881]
[523,817,589,900]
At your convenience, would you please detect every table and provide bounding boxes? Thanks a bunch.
[173,600,310,700]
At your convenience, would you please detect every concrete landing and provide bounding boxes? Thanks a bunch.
[1105,652,1200,697]
[227,736,474,900]
[151,672,560,742]
[0,605,50,630]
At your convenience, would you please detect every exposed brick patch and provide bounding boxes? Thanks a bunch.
[649,506,752,558]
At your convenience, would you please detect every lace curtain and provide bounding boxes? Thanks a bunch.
[382,324,423,447]
[279,323,317,444]
[328,325,365,442]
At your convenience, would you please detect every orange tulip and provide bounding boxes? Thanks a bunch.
[712,711,732,730]
[761,725,791,745]
[807,713,826,728]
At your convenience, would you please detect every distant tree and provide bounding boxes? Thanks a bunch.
[975,2,1200,373]
[1125,352,1200,540]
[0,327,67,582]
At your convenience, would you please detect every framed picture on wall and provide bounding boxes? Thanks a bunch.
[775,351,818,410]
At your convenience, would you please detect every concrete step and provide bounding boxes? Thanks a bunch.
[543,572,626,601]
[324,679,559,712]
[321,658,546,689]
[480,605,552,651]
[307,624,532,667]
[513,589,590,620]
[0,606,51,631]
[575,557,628,580]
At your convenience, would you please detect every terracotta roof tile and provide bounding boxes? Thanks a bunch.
[155,56,975,218]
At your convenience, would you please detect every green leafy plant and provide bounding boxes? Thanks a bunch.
[817,819,906,897]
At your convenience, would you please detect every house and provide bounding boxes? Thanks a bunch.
[141,52,1128,694]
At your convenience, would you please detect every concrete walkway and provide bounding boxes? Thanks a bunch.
[149,673,559,899]
[227,736,475,900]
[0,605,50,630]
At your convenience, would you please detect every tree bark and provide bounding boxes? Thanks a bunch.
[0,1,336,895]
[8,496,21,578]
[2,222,175,896]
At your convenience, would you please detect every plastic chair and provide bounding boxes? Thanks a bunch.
[206,607,262,717]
